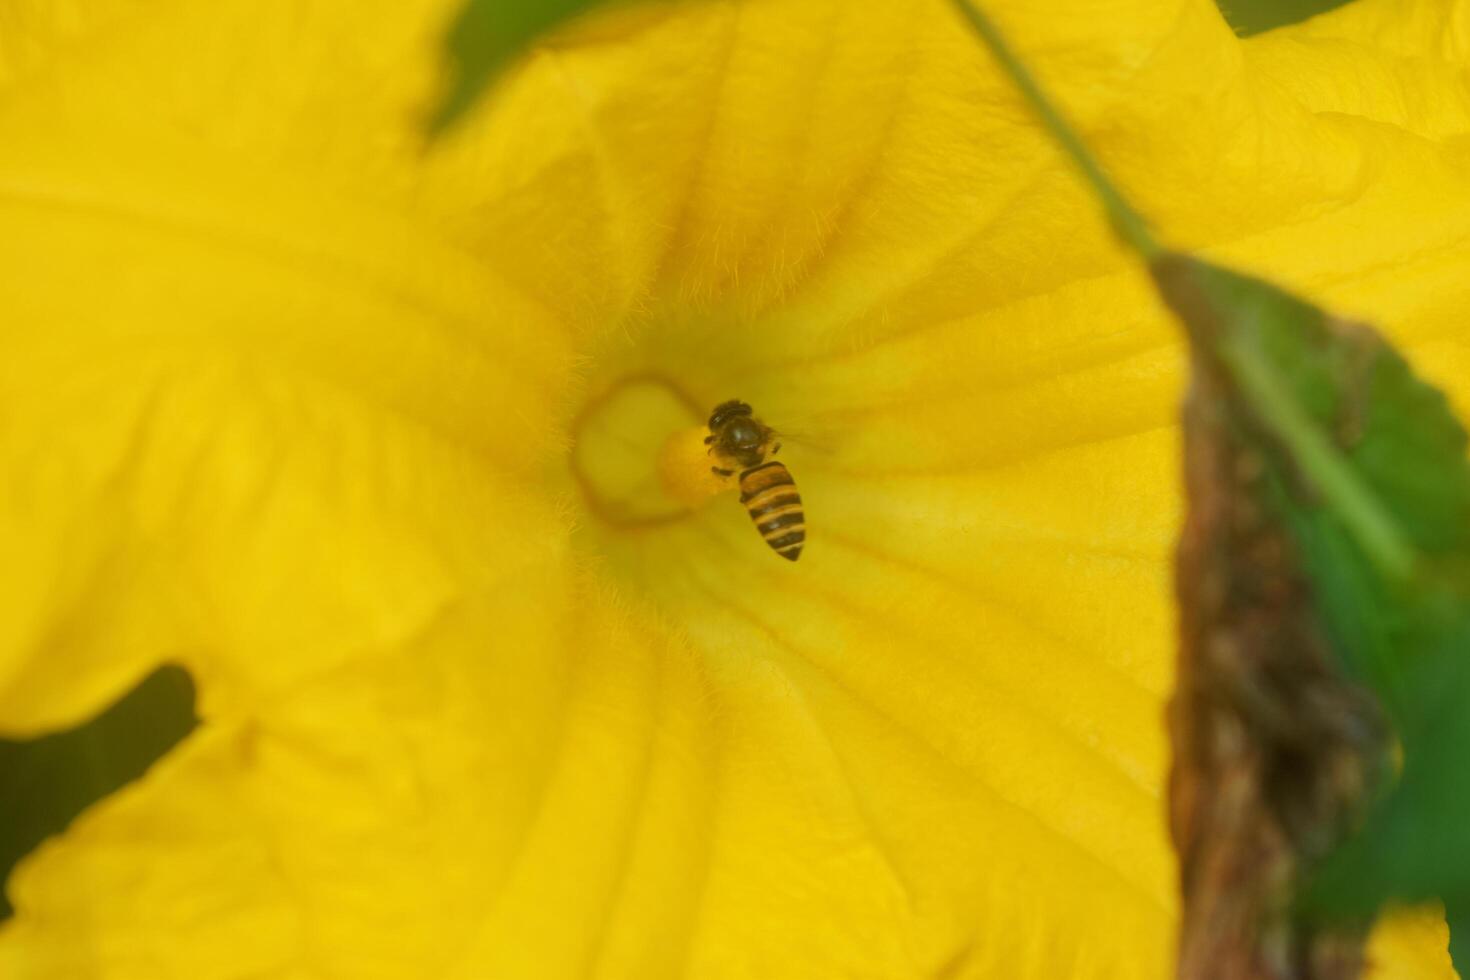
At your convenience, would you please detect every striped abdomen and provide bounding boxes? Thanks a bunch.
[738,461,805,561]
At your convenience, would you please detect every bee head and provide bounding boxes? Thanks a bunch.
[706,399,773,467]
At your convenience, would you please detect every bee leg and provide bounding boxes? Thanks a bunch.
[772,441,782,455]
[703,435,714,444]
[711,466,734,477]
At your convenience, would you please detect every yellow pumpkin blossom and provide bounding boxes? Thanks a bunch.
[0,0,1466,976]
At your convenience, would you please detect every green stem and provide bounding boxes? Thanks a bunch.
[1221,336,1417,583]
[947,0,1161,259]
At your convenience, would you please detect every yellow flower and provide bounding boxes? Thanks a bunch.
[0,0,1465,976]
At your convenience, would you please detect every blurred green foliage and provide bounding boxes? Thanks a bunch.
[0,666,197,920]
[1155,255,1470,968]
[1219,0,1357,35]
[430,0,626,135]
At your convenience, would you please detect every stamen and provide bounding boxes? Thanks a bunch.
[569,375,709,526]
[660,425,735,509]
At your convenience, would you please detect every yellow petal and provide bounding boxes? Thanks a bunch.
[1368,905,1458,980]
[0,0,572,729]
[1,0,1467,977]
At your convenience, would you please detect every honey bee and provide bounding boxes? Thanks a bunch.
[705,399,805,561]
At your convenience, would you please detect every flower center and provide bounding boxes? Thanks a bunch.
[569,373,730,527]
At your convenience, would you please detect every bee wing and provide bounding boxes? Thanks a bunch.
[770,427,837,457]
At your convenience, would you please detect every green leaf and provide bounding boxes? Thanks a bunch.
[428,0,621,137]
[1214,0,1360,37]
[0,665,197,920]
[1449,898,1470,974]
[1154,254,1470,932]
